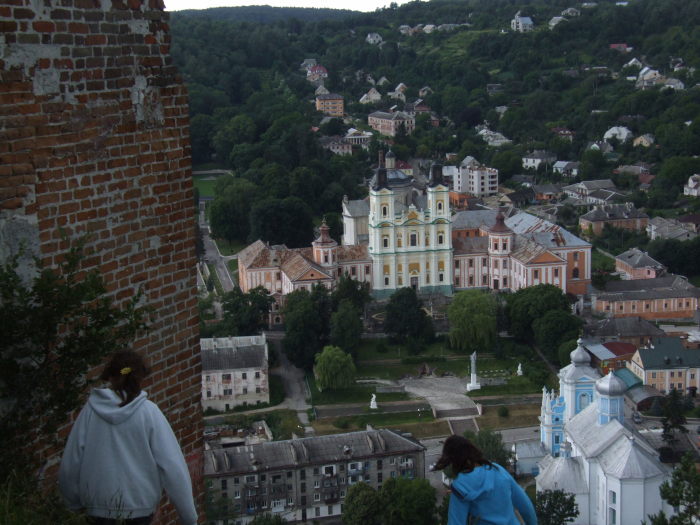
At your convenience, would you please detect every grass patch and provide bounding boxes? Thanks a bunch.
[468,376,543,397]
[192,175,218,198]
[476,404,541,431]
[206,263,224,295]
[356,356,517,381]
[227,258,238,274]
[307,374,410,405]
[312,412,449,438]
[218,409,302,440]
[215,238,246,256]
[355,338,457,361]
[592,248,615,272]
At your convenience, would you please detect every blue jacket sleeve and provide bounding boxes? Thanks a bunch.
[510,475,537,525]
[447,486,471,525]
[149,405,198,525]
[58,405,90,510]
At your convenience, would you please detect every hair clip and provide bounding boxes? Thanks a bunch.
[120,367,132,376]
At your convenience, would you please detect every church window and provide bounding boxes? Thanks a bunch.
[454,260,459,269]
[572,268,579,279]
[383,237,389,248]
[554,268,558,278]
[324,254,328,263]
[468,259,473,268]
[609,490,616,504]
[573,252,579,261]
[438,234,444,245]
[503,277,507,287]
[397,236,402,247]
[554,435,560,444]
[398,277,403,286]
[425,234,430,245]
[609,508,616,525]
[437,201,443,211]
[384,277,389,285]
[351,267,356,276]
[579,393,589,410]
[482,275,488,285]
[534,270,539,279]
[439,273,444,282]
[276,272,281,280]
[503,260,508,270]
[410,233,417,246]
[382,205,388,217]
[482,258,487,266]
[426,274,430,284]
[502,241,508,251]
[493,241,498,251]
[365,265,371,273]
[469,276,474,285]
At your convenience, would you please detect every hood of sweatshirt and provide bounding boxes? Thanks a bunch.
[87,388,148,425]
[451,464,498,502]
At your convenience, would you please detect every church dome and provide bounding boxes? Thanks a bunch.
[570,339,590,366]
[385,149,396,158]
[596,371,626,396]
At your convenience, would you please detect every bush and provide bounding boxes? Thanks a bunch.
[497,406,510,418]
[334,418,350,429]
[204,407,222,416]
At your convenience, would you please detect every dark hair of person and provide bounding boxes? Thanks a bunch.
[434,435,493,474]
[100,351,151,407]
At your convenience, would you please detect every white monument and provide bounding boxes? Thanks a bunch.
[370,393,378,409]
[517,363,523,376]
[467,351,481,392]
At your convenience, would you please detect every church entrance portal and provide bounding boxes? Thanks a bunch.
[410,276,419,290]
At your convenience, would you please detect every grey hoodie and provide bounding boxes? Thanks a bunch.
[59,388,197,524]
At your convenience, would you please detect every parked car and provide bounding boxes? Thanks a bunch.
[632,412,642,424]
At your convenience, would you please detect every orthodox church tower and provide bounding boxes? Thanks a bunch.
[312,219,339,274]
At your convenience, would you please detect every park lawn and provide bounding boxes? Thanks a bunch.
[468,376,544,397]
[476,404,541,431]
[312,411,450,439]
[354,339,458,361]
[192,174,218,197]
[356,357,518,381]
[307,374,410,405]
[215,238,246,256]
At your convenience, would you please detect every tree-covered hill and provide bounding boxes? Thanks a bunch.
[171,0,700,246]
[173,5,356,24]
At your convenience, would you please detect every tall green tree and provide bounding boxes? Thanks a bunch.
[379,477,436,525]
[218,286,274,336]
[332,273,371,312]
[506,284,570,342]
[209,178,259,243]
[448,290,497,354]
[463,429,513,469]
[536,489,579,525]
[314,345,356,390]
[660,388,688,449]
[533,310,583,364]
[384,287,434,344]
[647,453,700,525]
[282,286,331,370]
[342,482,382,525]
[0,241,148,476]
[330,299,363,354]
[248,196,314,248]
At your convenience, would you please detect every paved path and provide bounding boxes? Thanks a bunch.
[315,400,431,419]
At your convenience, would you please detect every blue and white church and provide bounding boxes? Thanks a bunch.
[535,340,674,525]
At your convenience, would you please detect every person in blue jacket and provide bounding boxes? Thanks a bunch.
[59,351,197,525]
[435,435,537,525]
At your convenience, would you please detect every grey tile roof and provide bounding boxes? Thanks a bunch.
[636,337,700,369]
[585,316,665,338]
[596,274,700,301]
[343,199,369,218]
[201,345,266,371]
[451,210,498,230]
[615,248,664,269]
[205,429,424,476]
[506,212,590,249]
[581,204,647,222]
[537,456,588,493]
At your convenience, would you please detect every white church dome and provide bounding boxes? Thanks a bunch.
[596,371,626,396]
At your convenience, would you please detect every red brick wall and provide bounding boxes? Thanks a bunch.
[0,0,203,522]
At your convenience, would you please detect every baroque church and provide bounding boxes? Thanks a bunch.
[238,151,592,301]
[534,340,673,525]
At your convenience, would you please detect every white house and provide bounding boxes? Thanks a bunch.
[359,87,382,104]
[201,335,270,412]
[365,32,383,45]
[603,126,633,143]
[684,174,700,196]
[455,162,499,197]
[511,11,534,32]
[522,150,556,170]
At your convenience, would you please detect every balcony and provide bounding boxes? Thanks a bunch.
[347,464,365,474]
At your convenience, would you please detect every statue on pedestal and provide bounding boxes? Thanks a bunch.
[467,351,481,392]
[370,393,378,410]
[517,363,523,376]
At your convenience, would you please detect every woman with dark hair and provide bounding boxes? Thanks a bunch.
[435,435,537,525]
[59,351,197,525]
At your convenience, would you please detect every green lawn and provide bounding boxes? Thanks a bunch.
[205,264,224,295]
[591,248,615,272]
[312,411,450,438]
[307,374,410,405]
[192,174,219,198]
[476,403,541,430]
[355,339,458,361]
[215,239,246,256]
[356,356,518,381]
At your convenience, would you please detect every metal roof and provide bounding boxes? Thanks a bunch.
[201,345,267,371]
[537,456,588,493]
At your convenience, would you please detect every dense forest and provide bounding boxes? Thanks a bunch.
[170,0,700,246]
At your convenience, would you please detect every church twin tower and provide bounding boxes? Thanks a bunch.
[368,152,452,298]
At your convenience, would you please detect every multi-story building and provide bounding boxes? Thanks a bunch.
[627,336,700,395]
[615,248,666,280]
[584,316,665,347]
[367,110,415,137]
[522,150,556,170]
[511,11,534,32]
[315,94,344,117]
[201,335,269,411]
[592,274,700,320]
[563,179,617,203]
[455,163,499,197]
[204,429,425,524]
[579,203,648,236]
[684,174,700,197]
